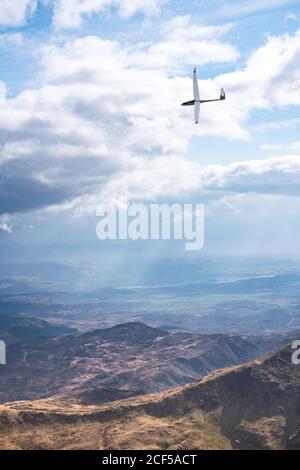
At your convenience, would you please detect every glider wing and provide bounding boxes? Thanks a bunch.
[194,101,200,124]
[193,68,200,123]
[193,67,200,101]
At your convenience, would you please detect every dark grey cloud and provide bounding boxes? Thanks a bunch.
[0,173,72,214]
[0,151,120,215]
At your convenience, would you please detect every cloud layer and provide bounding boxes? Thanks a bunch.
[0,18,240,215]
[0,0,36,27]
[51,0,167,29]
[1,17,300,219]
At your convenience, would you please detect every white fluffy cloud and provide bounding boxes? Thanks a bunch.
[1,20,300,217]
[0,0,36,27]
[51,0,167,29]
[81,154,300,210]
[0,0,166,29]
[208,28,300,136]
[129,17,239,72]
[0,214,13,233]
[200,154,300,196]
[0,222,12,233]
[0,19,241,215]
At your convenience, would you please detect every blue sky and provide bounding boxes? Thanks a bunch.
[1,0,300,257]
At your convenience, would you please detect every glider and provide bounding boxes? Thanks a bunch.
[181,68,226,124]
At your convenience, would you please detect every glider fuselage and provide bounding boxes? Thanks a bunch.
[181,100,196,106]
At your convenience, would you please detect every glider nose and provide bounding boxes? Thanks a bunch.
[181,100,195,106]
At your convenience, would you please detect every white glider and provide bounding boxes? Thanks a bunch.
[181,68,226,124]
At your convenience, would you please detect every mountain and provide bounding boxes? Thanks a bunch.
[0,344,298,450]
[117,273,300,296]
[0,322,297,405]
[0,261,90,294]
[0,313,76,344]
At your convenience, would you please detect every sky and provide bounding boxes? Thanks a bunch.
[1,0,300,260]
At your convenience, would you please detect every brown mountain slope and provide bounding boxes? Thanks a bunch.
[0,322,296,404]
[0,344,299,450]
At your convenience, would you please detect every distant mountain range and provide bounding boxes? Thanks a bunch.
[0,344,298,450]
[0,322,298,406]
[0,261,88,294]
[0,312,76,344]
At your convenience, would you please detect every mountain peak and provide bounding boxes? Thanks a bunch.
[82,321,168,343]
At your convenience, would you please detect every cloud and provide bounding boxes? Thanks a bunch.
[0,0,37,27]
[289,141,300,151]
[0,19,241,216]
[0,219,12,234]
[0,33,24,45]
[200,154,300,197]
[51,0,167,29]
[0,82,5,102]
[255,117,300,131]
[260,144,284,151]
[208,0,299,20]
[216,28,300,115]
[285,12,299,23]
[129,17,239,71]
[88,154,300,207]
[261,141,300,151]
[1,20,300,218]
